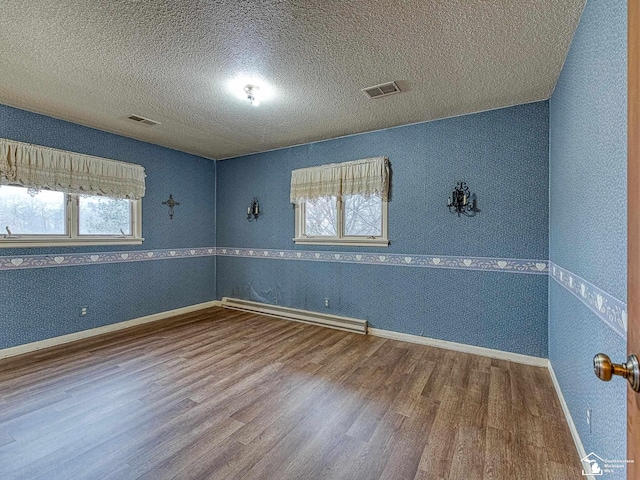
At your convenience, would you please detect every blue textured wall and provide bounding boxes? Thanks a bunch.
[0,104,217,349]
[216,102,550,357]
[549,0,627,473]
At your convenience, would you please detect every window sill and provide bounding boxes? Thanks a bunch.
[0,237,144,248]
[293,237,389,247]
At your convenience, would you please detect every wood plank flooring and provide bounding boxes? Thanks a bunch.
[0,307,579,479]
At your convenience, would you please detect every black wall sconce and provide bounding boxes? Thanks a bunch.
[247,198,260,221]
[447,181,479,217]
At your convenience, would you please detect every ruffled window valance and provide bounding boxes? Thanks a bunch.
[290,156,389,203]
[0,137,146,199]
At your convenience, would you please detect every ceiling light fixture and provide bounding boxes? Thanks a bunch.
[228,75,274,105]
[244,85,260,107]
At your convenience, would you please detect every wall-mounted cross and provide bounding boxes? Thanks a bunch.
[162,194,180,219]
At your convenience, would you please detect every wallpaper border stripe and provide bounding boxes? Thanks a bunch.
[214,247,550,274]
[0,246,550,274]
[549,262,627,338]
[0,247,217,270]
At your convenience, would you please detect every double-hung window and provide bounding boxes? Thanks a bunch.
[291,157,389,247]
[0,138,145,247]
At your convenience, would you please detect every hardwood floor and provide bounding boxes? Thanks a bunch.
[0,307,579,479]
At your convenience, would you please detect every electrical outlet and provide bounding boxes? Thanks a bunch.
[586,407,592,434]
[324,298,330,308]
[80,307,87,317]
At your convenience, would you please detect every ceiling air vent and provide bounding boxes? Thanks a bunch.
[361,81,401,99]
[127,114,160,127]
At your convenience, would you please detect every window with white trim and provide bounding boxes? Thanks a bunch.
[0,138,145,247]
[0,185,142,247]
[291,157,389,246]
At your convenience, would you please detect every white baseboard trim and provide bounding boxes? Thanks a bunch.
[547,362,591,478]
[0,300,222,360]
[367,327,548,367]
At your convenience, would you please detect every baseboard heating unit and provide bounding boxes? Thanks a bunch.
[220,297,368,334]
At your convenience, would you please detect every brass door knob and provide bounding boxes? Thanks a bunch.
[593,353,640,392]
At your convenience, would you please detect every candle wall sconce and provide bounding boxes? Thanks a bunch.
[162,194,180,219]
[247,198,260,221]
[447,181,479,217]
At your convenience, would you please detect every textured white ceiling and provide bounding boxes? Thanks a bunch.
[0,0,585,160]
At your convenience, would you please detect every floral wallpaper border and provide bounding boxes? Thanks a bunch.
[0,246,549,275]
[215,247,550,274]
[0,247,216,270]
[550,262,627,338]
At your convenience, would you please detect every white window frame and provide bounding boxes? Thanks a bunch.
[0,189,143,248]
[294,195,389,247]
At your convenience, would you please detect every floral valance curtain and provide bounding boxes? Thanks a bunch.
[290,156,389,204]
[0,137,146,199]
